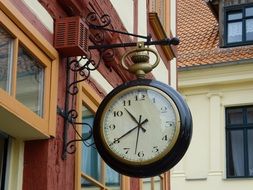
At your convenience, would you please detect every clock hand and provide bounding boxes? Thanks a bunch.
[124,108,146,132]
[134,115,142,154]
[109,118,148,146]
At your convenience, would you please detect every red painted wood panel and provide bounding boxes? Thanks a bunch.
[9,0,144,189]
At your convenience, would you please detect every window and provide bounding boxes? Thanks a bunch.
[225,4,253,46]
[0,25,45,116]
[75,74,129,190]
[0,132,8,189]
[0,5,58,139]
[81,106,121,189]
[226,106,253,178]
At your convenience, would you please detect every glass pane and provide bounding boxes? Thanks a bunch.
[246,7,253,17]
[227,108,243,125]
[248,130,253,176]
[81,107,101,186]
[16,46,44,116]
[106,165,120,189]
[247,107,253,124]
[228,12,242,20]
[227,130,245,177]
[227,22,242,43]
[246,19,253,41]
[81,178,100,190]
[0,26,13,92]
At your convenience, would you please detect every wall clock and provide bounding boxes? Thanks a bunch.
[93,78,192,177]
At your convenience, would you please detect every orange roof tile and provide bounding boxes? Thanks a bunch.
[177,0,253,68]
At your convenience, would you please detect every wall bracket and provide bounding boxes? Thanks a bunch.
[59,11,179,159]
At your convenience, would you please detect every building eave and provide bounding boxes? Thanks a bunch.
[149,12,176,61]
[204,0,219,20]
[178,59,253,88]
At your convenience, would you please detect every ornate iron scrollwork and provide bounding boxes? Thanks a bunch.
[60,11,180,159]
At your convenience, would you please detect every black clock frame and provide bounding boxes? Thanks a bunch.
[93,79,192,178]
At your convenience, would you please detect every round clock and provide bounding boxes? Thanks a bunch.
[93,79,192,177]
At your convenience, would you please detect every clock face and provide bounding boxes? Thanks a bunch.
[93,79,192,178]
[101,86,180,165]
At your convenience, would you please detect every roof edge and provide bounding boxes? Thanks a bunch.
[178,58,253,71]
[204,0,219,20]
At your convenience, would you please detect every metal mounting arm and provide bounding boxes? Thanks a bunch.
[89,37,180,50]
[60,11,180,160]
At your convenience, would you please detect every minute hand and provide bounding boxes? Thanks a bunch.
[109,118,148,146]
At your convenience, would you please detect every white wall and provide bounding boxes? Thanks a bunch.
[170,0,176,36]
[173,63,253,190]
[110,0,134,34]
[22,0,53,33]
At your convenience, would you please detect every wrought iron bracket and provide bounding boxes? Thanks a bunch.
[60,11,179,159]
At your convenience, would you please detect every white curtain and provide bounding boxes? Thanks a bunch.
[246,19,253,41]
[248,130,253,176]
[230,130,244,176]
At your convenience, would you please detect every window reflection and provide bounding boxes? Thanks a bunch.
[81,106,120,189]
[0,26,13,93]
[105,165,120,188]
[227,22,242,43]
[16,45,44,116]
[81,110,101,183]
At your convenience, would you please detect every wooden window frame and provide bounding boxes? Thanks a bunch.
[224,3,253,47]
[225,105,253,178]
[75,81,129,190]
[0,1,59,139]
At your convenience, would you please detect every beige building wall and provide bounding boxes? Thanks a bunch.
[172,62,253,189]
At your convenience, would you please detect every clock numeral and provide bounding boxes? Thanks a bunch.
[113,138,120,144]
[123,100,131,106]
[152,98,156,103]
[135,94,146,101]
[152,146,159,153]
[114,111,123,117]
[137,151,144,157]
[165,121,175,127]
[123,148,130,154]
[162,135,168,141]
[161,106,168,113]
[106,124,116,131]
